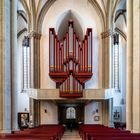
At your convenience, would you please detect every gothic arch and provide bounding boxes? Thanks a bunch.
[115,27,126,41]
[17,10,27,23]
[112,0,121,18]
[114,9,126,23]
[112,0,126,23]
[56,10,84,41]
[30,0,36,31]
[17,9,28,38]
[37,0,106,34]
[88,0,105,30]
[37,0,56,33]
[17,28,27,38]
[19,0,31,31]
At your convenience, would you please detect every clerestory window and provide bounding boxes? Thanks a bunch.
[113,33,119,91]
[22,36,30,90]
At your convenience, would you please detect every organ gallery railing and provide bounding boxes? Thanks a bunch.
[49,20,92,98]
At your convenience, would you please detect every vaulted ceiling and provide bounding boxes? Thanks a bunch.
[17,0,125,37]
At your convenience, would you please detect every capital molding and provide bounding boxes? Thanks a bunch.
[101,30,113,39]
[29,31,41,39]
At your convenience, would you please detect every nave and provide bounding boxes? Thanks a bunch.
[1,0,140,137]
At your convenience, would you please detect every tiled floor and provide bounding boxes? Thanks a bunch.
[62,130,82,140]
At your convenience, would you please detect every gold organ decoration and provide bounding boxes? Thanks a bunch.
[49,20,92,98]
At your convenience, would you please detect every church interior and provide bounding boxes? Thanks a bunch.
[0,0,140,139]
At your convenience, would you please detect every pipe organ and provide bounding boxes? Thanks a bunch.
[49,20,92,98]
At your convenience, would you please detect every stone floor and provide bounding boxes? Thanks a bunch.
[61,130,82,140]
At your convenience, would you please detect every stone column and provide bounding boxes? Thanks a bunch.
[29,98,34,127]
[102,100,109,126]
[29,32,41,89]
[109,98,113,127]
[30,99,41,127]
[101,30,112,88]
[132,0,140,133]
[34,100,40,127]
[11,0,18,131]
[0,0,11,134]
[126,0,133,131]
[29,32,41,127]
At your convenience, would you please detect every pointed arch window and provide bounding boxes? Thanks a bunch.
[22,36,30,90]
[113,33,119,91]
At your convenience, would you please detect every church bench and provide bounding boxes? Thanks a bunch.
[1,134,56,140]
[92,136,140,140]
[114,122,126,130]
[82,129,140,140]
[79,125,130,140]
[0,125,64,140]
[79,125,106,137]
[79,125,140,140]
[0,138,53,140]
[87,133,140,140]
[83,131,130,140]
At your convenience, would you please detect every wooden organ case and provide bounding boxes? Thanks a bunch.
[49,20,92,98]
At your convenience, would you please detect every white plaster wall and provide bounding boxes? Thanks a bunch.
[17,33,30,112]
[40,0,103,89]
[40,101,58,124]
[84,101,102,124]
[18,93,29,112]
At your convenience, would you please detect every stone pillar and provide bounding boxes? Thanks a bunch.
[0,0,11,134]
[102,100,109,126]
[132,0,140,133]
[29,32,41,127]
[29,98,34,127]
[34,100,40,127]
[126,0,140,133]
[30,99,40,127]
[101,30,112,88]
[30,32,41,88]
[11,0,18,131]
[126,0,133,131]
[109,98,113,127]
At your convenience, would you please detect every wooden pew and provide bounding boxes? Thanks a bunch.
[0,124,64,140]
[79,124,140,140]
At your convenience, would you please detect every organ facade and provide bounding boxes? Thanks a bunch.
[49,20,92,98]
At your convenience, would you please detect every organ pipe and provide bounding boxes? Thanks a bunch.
[49,20,92,97]
[63,38,66,62]
[75,38,79,73]
[49,29,54,71]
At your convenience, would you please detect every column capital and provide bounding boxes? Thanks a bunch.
[29,31,41,39]
[101,29,113,39]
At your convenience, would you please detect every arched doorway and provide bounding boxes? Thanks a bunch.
[58,103,84,130]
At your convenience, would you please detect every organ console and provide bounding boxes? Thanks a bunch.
[49,20,92,98]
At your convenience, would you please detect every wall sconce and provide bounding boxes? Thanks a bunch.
[96,109,98,113]
[93,109,98,115]
[44,109,47,113]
